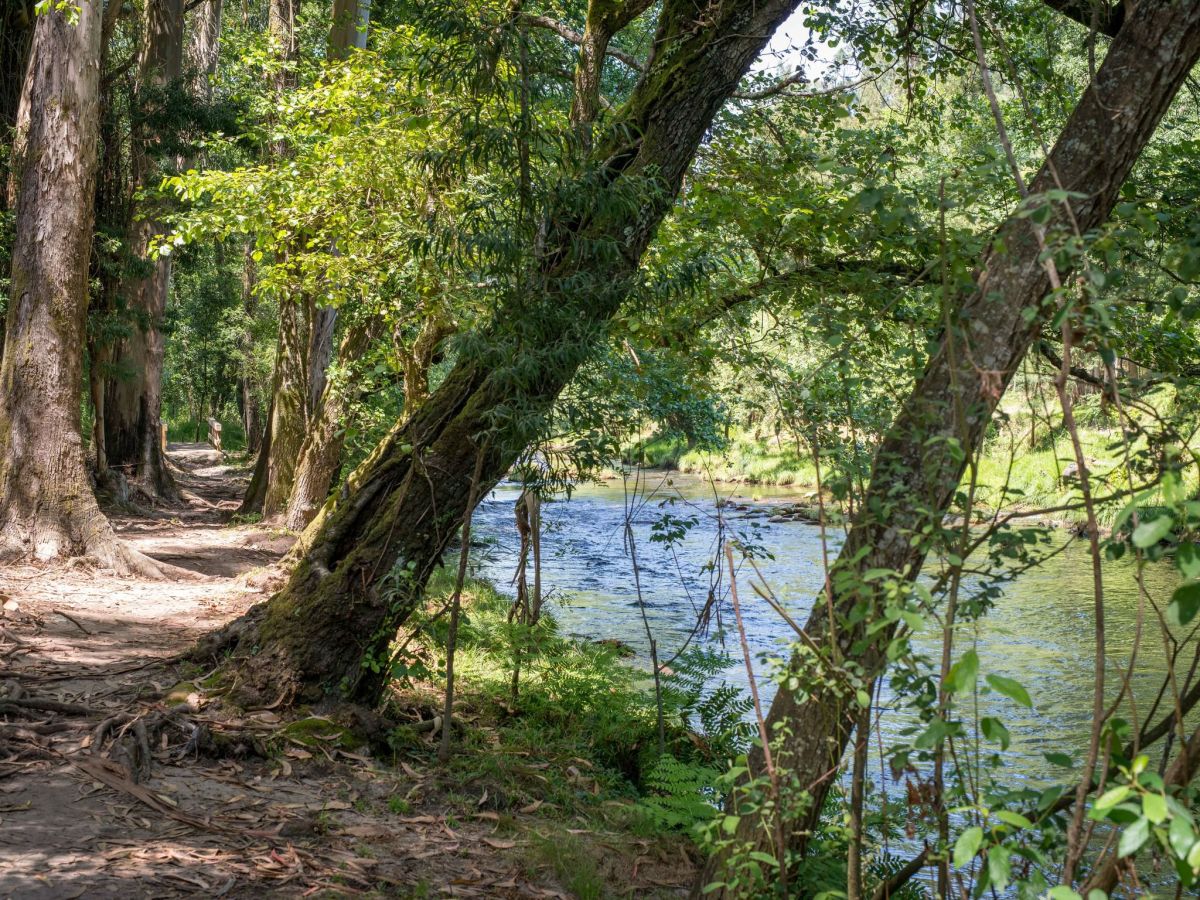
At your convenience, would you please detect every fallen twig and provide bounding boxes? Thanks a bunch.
[51,609,92,635]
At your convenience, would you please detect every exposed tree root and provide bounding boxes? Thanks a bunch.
[0,531,206,582]
[188,601,267,668]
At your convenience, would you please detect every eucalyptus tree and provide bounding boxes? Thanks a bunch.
[0,0,34,357]
[695,1,1200,891]
[237,0,306,516]
[187,0,222,94]
[0,0,170,575]
[101,0,185,500]
[240,0,371,520]
[196,0,809,705]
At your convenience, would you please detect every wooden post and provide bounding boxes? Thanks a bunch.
[206,417,222,452]
[161,422,168,452]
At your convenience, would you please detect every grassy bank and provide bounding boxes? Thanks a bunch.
[379,571,745,897]
[628,389,1196,527]
[373,571,929,898]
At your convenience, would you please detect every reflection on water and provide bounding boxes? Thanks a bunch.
[471,472,1184,790]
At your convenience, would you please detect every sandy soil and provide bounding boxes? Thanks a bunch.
[0,445,586,898]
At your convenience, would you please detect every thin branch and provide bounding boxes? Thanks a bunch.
[733,66,893,102]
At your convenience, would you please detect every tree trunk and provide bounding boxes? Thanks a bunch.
[328,0,368,56]
[103,0,184,501]
[187,0,221,97]
[197,0,806,707]
[239,241,263,455]
[0,0,171,576]
[0,0,33,212]
[697,2,1200,891]
[241,0,341,518]
[259,295,313,517]
[0,0,33,361]
[400,315,453,420]
[239,394,273,514]
[87,16,129,478]
[283,318,377,531]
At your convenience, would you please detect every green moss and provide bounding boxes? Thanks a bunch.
[279,715,354,748]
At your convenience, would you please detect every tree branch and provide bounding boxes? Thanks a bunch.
[870,846,929,900]
[1083,723,1200,894]
[519,13,644,71]
[1036,341,1114,397]
[733,66,892,101]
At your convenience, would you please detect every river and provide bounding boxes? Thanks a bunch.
[470,471,1184,796]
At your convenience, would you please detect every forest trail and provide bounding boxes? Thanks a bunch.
[0,445,588,899]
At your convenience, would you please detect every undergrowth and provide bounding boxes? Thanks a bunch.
[387,573,749,833]
[376,572,770,898]
[381,573,945,897]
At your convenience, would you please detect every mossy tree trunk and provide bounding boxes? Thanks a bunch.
[697,1,1200,891]
[0,0,172,576]
[241,0,344,520]
[202,0,806,706]
[256,294,315,517]
[268,0,379,530]
[283,318,379,531]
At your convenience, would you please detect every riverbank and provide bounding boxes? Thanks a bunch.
[625,413,1193,530]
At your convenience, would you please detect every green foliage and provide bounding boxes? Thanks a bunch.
[638,753,723,831]
[397,573,756,842]
[162,243,252,438]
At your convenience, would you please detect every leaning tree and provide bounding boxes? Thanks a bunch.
[200,0,809,704]
[695,0,1200,890]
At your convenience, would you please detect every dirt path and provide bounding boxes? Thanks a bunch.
[0,445,579,898]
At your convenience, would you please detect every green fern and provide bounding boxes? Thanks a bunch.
[661,648,754,760]
[637,753,722,830]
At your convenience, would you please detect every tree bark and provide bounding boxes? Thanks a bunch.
[0,0,172,576]
[697,2,1200,891]
[103,0,184,501]
[187,0,221,97]
[259,294,314,517]
[399,315,453,420]
[0,0,34,363]
[241,0,342,519]
[238,241,263,456]
[282,318,378,530]
[197,0,807,707]
[328,0,368,56]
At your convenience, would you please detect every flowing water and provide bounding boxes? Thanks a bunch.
[471,471,1184,794]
